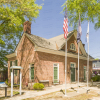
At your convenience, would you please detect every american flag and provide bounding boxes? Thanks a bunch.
[63,6,68,39]
[77,13,82,43]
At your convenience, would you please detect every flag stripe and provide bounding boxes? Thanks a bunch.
[63,7,68,39]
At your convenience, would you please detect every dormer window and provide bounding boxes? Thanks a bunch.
[70,43,76,51]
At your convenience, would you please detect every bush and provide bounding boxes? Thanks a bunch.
[5,79,11,87]
[33,83,44,90]
[91,75,100,82]
[5,79,8,84]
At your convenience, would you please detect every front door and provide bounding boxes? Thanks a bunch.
[71,63,75,82]
[84,66,86,81]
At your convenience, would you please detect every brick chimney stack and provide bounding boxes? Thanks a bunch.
[23,21,31,34]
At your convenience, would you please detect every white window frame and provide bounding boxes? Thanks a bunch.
[70,62,76,82]
[70,43,76,51]
[53,63,59,84]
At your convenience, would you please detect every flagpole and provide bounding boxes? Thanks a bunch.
[77,42,80,93]
[63,3,68,96]
[77,12,81,93]
[87,21,89,93]
[65,39,67,96]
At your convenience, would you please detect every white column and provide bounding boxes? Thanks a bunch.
[77,42,80,93]
[11,69,13,97]
[20,71,22,95]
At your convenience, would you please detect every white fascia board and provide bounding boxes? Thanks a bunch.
[36,46,94,61]
[15,33,26,53]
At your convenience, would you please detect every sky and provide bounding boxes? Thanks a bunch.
[31,0,100,59]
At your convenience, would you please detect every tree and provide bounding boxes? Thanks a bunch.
[0,0,42,68]
[62,0,100,29]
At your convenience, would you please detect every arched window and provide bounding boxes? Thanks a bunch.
[70,43,76,51]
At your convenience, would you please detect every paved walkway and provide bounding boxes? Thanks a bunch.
[3,82,100,100]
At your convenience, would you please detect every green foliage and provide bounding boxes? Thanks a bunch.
[95,58,99,60]
[5,79,11,87]
[5,79,8,84]
[33,83,44,90]
[91,75,100,82]
[0,0,42,68]
[62,0,100,29]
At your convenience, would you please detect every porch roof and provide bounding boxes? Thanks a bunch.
[10,66,23,69]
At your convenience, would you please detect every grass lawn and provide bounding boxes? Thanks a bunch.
[23,90,100,100]
[0,91,19,100]
[22,89,73,100]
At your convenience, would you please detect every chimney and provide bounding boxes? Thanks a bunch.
[23,21,31,34]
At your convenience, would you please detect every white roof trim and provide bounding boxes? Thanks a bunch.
[15,33,25,52]
[36,46,94,61]
[10,66,23,69]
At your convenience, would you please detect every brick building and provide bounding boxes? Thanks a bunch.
[6,21,94,86]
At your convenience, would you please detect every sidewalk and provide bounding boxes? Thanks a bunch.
[4,82,89,100]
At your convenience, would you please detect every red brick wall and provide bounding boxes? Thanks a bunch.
[35,52,92,83]
[8,35,37,85]
[61,35,82,54]
[8,35,92,86]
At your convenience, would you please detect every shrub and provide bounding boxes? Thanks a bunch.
[5,79,8,84]
[5,79,11,87]
[91,75,100,82]
[33,83,44,90]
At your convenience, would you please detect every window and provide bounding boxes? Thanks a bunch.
[71,63,75,68]
[70,43,76,51]
[10,60,18,76]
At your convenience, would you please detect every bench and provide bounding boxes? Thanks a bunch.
[39,80,49,86]
[0,83,8,97]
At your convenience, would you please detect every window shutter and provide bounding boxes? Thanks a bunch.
[54,67,57,80]
[31,67,34,79]
[10,61,12,67]
[10,61,12,75]
[15,60,17,76]
[15,60,17,66]
[54,67,58,83]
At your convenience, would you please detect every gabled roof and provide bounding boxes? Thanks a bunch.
[21,30,75,51]
[48,30,75,50]
[6,30,94,61]
[26,33,56,50]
